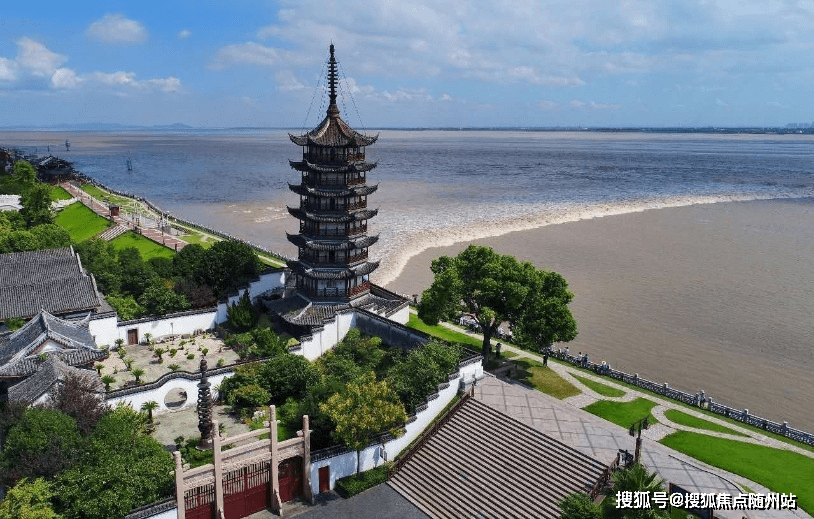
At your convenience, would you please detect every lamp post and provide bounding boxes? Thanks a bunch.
[629,417,649,465]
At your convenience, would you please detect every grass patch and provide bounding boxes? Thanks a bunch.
[54,202,112,242]
[663,409,748,437]
[110,231,175,259]
[51,186,73,200]
[508,359,581,400]
[583,397,659,428]
[81,184,130,207]
[660,431,814,514]
[549,357,814,454]
[335,465,389,497]
[406,314,482,348]
[179,232,216,249]
[500,350,519,358]
[572,374,626,397]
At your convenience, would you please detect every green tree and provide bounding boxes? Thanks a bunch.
[249,327,288,358]
[417,245,577,363]
[217,363,262,404]
[226,291,257,331]
[206,240,262,298]
[117,247,156,297]
[101,375,116,391]
[13,161,38,186]
[228,384,271,410]
[320,372,407,474]
[0,477,61,519]
[132,368,145,384]
[73,239,122,295]
[20,183,54,227]
[3,317,26,331]
[603,464,669,519]
[138,281,190,316]
[259,354,320,405]
[559,492,602,519]
[53,406,174,519]
[0,408,83,482]
[141,401,159,424]
[29,224,71,249]
[386,341,462,412]
[0,210,25,232]
[104,294,144,320]
[0,230,39,253]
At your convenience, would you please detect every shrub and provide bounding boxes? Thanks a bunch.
[168,364,180,372]
[335,465,390,497]
[216,358,225,368]
[186,353,195,360]
[228,384,270,410]
[169,349,178,357]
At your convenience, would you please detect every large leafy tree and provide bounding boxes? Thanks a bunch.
[417,245,577,363]
[53,406,174,519]
[320,372,407,473]
[0,477,60,519]
[20,183,54,227]
[258,354,320,405]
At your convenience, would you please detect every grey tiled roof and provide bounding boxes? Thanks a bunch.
[0,247,103,320]
[0,310,105,378]
[8,356,104,406]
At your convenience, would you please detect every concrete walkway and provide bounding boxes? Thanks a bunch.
[426,314,811,518]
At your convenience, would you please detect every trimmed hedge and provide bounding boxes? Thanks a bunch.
[335,465,389,497]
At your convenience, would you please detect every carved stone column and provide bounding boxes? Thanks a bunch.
[197,358,213,449]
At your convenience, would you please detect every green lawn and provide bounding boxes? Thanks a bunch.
[179,232,216,249]
[51,185,73,200]
[550,358,814,454]
[582,397,659,428]
[663,409,748,437]
[660,431,814,514]
[500,350,519,358]
[54,202,112,242]
[81,184,131,206]
[508,358,582,400]
[406,314,483,348]
[572,374,626,397]
[110,231,175,259]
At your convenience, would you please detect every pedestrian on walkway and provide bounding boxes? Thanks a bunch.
[543,351,548,367]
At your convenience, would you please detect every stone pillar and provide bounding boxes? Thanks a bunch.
[302,415,313,503]
[197,358,214,450]
[270,405,281,516]
[212,420,224,515]
[173,451,185,519]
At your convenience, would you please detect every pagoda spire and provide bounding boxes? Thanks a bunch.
[327,44,340,118]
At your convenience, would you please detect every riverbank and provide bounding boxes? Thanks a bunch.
[386,198,814,432]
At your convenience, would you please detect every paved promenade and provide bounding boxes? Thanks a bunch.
[437,316,811,519]
[58,181,189,251]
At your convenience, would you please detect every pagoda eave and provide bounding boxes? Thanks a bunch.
[289,161,377,174]
[288,183,378,198]
[287,207,378,223]
[287,233,379,251]
[288,260,379,280]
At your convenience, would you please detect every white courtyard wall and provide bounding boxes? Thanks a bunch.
[299,310,356,361]
[389,304,409,325]
[88,314,118,347]
[308,358,483,496]
[116,310,217,345]
[215,270,286,323]
[107,371,231,414]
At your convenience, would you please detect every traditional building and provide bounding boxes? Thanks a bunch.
[266,45,408,340]
[286,44,380,302]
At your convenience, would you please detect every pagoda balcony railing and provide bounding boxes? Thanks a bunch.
[303,153,365,164]
[299,201,367,212]
[303,175,366,187]
[299,251,368,265]
[299,225,367,237]
[302,282,370,299]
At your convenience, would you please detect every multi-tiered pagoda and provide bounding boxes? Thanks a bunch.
[286,44,380,302]
[266,45,407,338]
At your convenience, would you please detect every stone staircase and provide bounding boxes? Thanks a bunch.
[388,397,606,519]
[97,224,128,241]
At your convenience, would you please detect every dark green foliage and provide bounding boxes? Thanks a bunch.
[418,245,577,362]
[218,363,262,404]
[559,492,602,519]
[3,316,26,330]
[386,340,462,412]
[138,280,190,316]
[20,183,54,227]
[332,329,385,373]
[147,256,174,279]
[29,223,71,249]
[0,408,83,482]
[0,210,25,231]
[229,384,271,410]
[117,247,157,296]
[172,243,208,281]
[249,327,287,357]
[74,239,122,294]
[176,437,214,468]
[335,465,389,497]
[0,160,37,194]
[53,406,174,519]
[0,229,39,253]
[258,354,320,405]
[318,352,368,387]
[206,240,262,298]
[226,291,258,331]
[0,477,60,518]
[104,294,144,320]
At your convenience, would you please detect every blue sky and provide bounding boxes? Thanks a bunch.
[1,0,813,128]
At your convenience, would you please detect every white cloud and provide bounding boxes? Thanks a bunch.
[569,99,621,110]
[538,100,559,110]
[0,57,17,81]
[211,42,283,70]
[16,37,67,76]
[86,14,147,44]
[178,29,192,39]
[51,68,79,88]
[275,70,304,91]
[85,71,181,92]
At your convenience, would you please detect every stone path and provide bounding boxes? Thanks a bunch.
[426,314,812,518]
[58,181,189,251]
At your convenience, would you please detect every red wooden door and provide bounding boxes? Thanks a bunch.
[244,461,271,515]
[223,468,245,519]
[319,466,330,493]
[127,328,138,345]
[278,457,303,503]
[185,484,216,519]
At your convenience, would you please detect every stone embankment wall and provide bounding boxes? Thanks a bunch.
[552,349,814,446]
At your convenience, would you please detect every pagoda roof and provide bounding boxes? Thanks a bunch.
[289,161,377,174]
[288,183,378,198]
[289,116,378,148]
[265,284,407,327]
[289,44,378,148]
[287,207,378,223]
[287,260,379,280]
[286,233,379,251]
